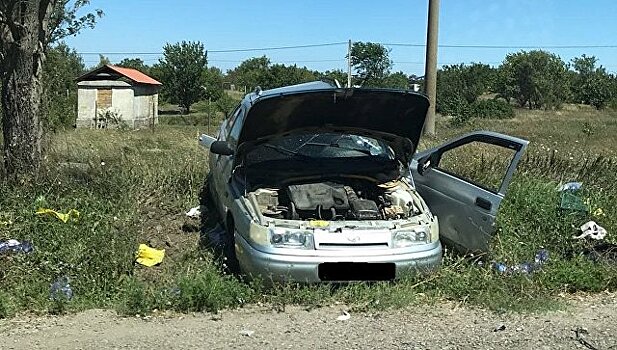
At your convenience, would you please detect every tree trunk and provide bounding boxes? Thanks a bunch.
[1,41,44,180]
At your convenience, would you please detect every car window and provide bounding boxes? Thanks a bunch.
[225,105,243,137]
[436,141,516,193]
[227,107,244,145]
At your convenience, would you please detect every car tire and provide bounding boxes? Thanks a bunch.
[222,216,241,274]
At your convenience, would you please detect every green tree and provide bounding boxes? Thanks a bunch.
[96,54,110,67]
[571,54,614,109]
[117,58,149,74]
[269,64,318,88]
[350,42,392,87]
[43,42,85,129]
[381,71,409,89]
[319,69,348,86]
[0,0,102,180]
[226,56,273,90]
[202,66,224,101]
[436,63,497,117]
[496,50,569,109]
[158,41,208,113]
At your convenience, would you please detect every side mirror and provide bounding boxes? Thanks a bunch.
[198,134,217,149]
[210,141,234,156]
[417,153,438,175]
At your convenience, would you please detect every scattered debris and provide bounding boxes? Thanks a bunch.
[592,208,605,217]
[336,310,351,321]
[239,329,255,337]
[49,276,73,301]
[493,324,506,332]
[574,221,607,240]
[135,244,165,267]
[493,249,549,274]
[186,206,201,218]
[36,208,80,223]
[0,239,33,254]
[557,182,582,192]
[557,182,588,213]
[572,327,598,350]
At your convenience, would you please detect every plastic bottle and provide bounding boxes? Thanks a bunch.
[50,277,73,301]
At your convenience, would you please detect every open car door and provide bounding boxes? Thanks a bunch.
[411,131,529,253]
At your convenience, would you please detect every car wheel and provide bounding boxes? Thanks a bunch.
[223,215,241,274]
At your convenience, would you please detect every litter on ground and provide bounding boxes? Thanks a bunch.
[336,311,351,321]
[557,182,583,192]
[574,221,607,240]
[0,239,33,254]
[493,249,549,275]
[186,206,201,218]
[49,276,73,301]
[36,208,80,223]
[135,244,165,267]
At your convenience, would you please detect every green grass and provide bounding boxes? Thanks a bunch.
[0,106,616,317]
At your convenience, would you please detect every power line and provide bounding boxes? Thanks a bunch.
[384,43,617,49]
[208,41,347,53]
[77,41,348,56]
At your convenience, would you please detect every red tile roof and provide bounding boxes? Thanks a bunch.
[107,65,162,85]
[76,64,162,85]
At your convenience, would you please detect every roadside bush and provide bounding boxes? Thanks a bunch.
[449,98,514,125]
[471,99,515,119]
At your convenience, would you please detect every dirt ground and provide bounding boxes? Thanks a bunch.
[1,293,616,350]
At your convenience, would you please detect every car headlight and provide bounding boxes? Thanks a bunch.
[269,228,314,249]
[392,226,429,248]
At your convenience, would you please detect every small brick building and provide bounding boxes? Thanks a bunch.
[76,65,162,128]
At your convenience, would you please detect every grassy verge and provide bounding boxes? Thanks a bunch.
[0,106,616,317]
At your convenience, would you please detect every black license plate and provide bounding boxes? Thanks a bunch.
[318,262,396,281]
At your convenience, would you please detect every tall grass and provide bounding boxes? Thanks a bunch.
[0,106,616,317]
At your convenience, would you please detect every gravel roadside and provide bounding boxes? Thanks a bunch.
[1,293,616,350]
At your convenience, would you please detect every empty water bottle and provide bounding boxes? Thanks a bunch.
[534,249,549,265]
[50,277,73,301]
[493,262,509,273]
[512,262,534,274]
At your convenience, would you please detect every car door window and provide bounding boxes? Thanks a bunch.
[227,106,244,146]
[436,141,517,194]
[225,105,243,138]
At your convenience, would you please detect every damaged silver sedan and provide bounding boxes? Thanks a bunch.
[199,81,528,283]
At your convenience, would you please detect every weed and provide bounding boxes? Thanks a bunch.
[0,107,616,316]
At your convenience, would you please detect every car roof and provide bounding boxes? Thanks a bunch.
[243,81,338,103]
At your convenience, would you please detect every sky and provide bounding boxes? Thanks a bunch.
[65,0,617,75]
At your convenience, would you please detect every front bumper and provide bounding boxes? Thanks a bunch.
[235,231,443,283]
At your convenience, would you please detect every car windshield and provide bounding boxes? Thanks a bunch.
[244,133,395,164]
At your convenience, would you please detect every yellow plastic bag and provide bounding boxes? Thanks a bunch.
[35,208,80,223]
[135,244,165,267]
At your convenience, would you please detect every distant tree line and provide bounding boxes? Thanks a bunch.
[40,41,617,130]
[437,50,617,124]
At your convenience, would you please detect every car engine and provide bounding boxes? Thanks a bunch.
[251,180,422,221]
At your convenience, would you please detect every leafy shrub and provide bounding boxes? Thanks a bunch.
[471,99,515,119]
[448,98,514,125]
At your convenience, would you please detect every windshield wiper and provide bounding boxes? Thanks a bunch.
[300,140,375,156]
[262,143,312,158]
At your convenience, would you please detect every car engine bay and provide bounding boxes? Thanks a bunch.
[250,179,424,221]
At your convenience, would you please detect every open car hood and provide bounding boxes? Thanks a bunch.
[237,87,430,163]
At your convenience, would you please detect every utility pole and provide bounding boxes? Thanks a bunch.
[347,39,352,88]
[423,0,440,136]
